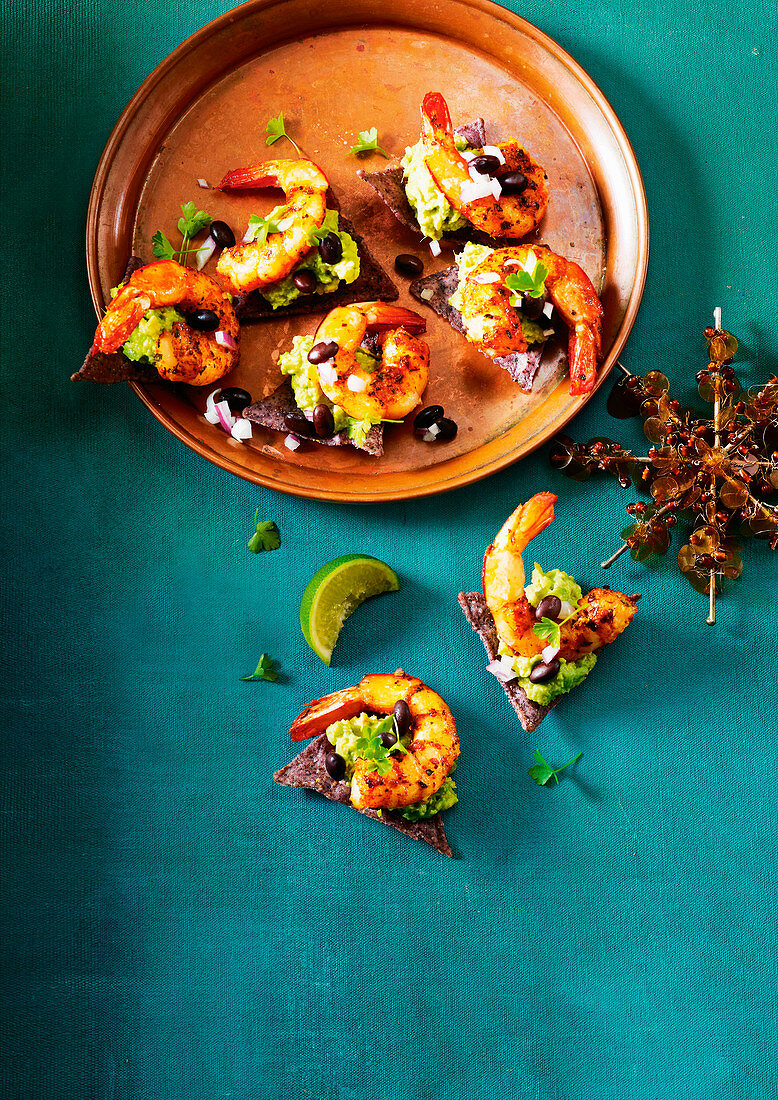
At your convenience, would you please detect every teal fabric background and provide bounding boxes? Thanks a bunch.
[2,1,777,1097]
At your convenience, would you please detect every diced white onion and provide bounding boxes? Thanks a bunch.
[543,327,555,337]
[522,252,538,276]
[318,363,337,386]
[468,164,483,183]
[486,659,518,684]
[473,271,501,284]
[512,294,524,309]
[460,148,478,162]
[276,217,293,231]
[542,644,560,664]
[284,434,301,451]
[543,301,554,318]
[559,600,575,619]
[420,288,434,301]
[429,239,442,257]
[197,178,210,189]
[231,418,252,442]
[242,225,255,243]
[459,178,494,204]
[194,237,217,271]
[215,400,235,432]
[503,258,522,267]
[426,422,441,438]
[204,405,221,425]
[481,144,506,165]
[489,178,503,200]
[214,330,238,351]
[347,375,367,392]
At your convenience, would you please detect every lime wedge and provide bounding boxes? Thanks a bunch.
[300,554,400,665]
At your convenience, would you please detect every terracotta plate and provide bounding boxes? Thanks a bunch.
[86,0,648,502]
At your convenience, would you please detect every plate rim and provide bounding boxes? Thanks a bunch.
[85,0,649,503]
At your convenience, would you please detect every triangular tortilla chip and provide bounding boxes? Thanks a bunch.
[458,591,553,733]
[274,734,453,857]
[243,380,384,457]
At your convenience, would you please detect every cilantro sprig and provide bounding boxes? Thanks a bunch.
[248,512,281,553]
[531,606,578,650]
[152,201,212,266]
[349,127,389,158]
[239,653,279,682]
[245,208,290,245]
[266,112,302,156]
[528,750,582,787]
[505,256,549,305]
[354,716,408,776]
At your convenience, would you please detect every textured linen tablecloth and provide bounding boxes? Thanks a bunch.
[2,1,777,1097]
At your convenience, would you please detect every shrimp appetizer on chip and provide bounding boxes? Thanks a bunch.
[275,671,460,855]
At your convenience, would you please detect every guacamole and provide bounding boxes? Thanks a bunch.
[259,210,360,309]
[325,712,458,821]
[524,563,582,609]
[448,242,547,345]
[400,136,471,240]
[111,287,183,363]
[278,334,379,447]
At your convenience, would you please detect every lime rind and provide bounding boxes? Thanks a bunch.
[300,554,400,665]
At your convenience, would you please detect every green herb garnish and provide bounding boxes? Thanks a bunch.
[248,512,281,553]
[239,653,278,682]
[151,202,212,266]
[246,209,289,245]
[349,127,389,158]
[266,112,302,156]
[505,256,549,304]
[151,230,177,262]
[306,224,331,246]
[528,750,582,787]
[354,715,408,776]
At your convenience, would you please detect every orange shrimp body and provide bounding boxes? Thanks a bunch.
[215,159,329,294]
[482,493,638,660]
[92,261,239,386]
[459,245,603,394]
[421,92,548,240]
[289,672,459,811]
[313,302,429,420]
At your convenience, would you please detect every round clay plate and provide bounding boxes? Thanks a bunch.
[87,0,648,503]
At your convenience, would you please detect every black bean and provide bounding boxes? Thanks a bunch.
[500,171,529,194]
[380,730,398,749]
[394,253,424,277]
[283,412,317,438]
[471,154,501,176]
[535,595,562,622]
[313,403,335,439]
[292,269,317,294]
[318,232,343,264]
[520,295,545,321]
[529,658,561,683]
[392,699,412,740]
[209,220,236,248]
[218,387,252,413]
[185,308,220,331]
[307,340,339,364]
[325,752,346,780]
[413,405,445,432]
[421,416,458,443]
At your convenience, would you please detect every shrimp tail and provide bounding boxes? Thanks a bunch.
[421,92,453,140]
[289,688,364,742]
[219,164,279,190]
[501,492,557,554]
[569,325,600,395]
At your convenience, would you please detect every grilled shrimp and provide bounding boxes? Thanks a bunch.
[483,493,639,660]
[289,672,459,811]
[313,302,429,420]
[215,159,328,294]
[421,92,548,240]
[458,244,603,394]
[91,260,239,386]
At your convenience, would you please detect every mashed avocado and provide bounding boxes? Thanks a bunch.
[325,713,458,820]
[278,334,381,446]
[260,210,359,309]
[110,286,184,363]
[448,242,547,345]
[524,563,583,608]
[400,136,471,240]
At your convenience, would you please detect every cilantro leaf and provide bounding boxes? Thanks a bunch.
[177,201,212,239]
[246,210,287,245]
[505,258,549,304]
[151,230,177,261]
[532,617,562,648]
[239,652,278,682]
[306,224,331,246]
[266,112,302,155]
[354,716,408,775]
[529,749,582,786]
[349,127,389,158]
[247,511,281,553]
